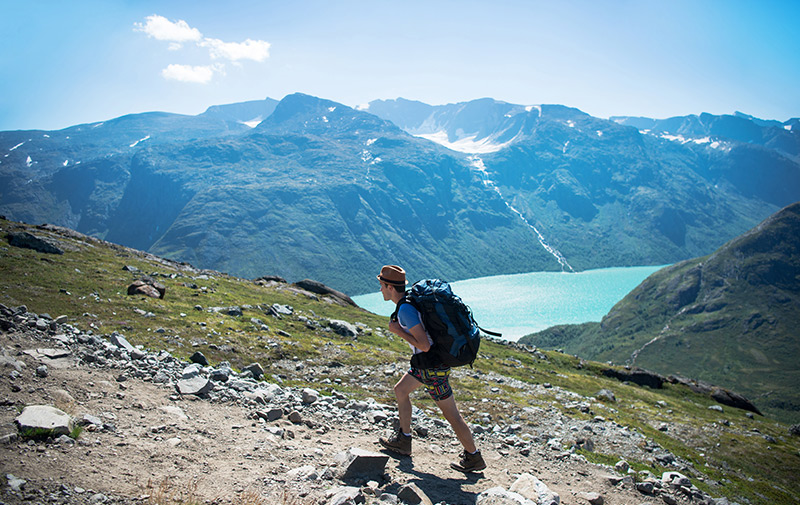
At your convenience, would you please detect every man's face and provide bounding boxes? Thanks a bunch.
[379,282,392,301]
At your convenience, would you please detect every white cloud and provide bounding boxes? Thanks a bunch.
[135,14,271,84]
[201,38,271,62]
[161,64,217,84]
[134,15,203,49]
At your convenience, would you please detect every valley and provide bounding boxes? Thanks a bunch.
[2,95,797,295]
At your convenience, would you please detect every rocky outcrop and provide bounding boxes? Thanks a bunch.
[292,279,357,307]
[667,375,763,415]
[5,231,64,255]
[601,367,665,389]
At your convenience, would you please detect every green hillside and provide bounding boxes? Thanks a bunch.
[522,202,800,424]
[2,217,800,504]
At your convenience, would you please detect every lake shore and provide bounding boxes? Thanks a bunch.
[352,265,668,341]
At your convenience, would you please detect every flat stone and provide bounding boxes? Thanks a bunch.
[577,491,603,505]
[334,448,389,479]
[24,348,71,360]
[109,333,136,353]
[510,473,560,505]
[6,474,26,492]
[15,405,72,437]
[476,486,536,505]
[6,232,64,254]
[176,376,213,396]
[327,486,363,505]
[397,482,433,505]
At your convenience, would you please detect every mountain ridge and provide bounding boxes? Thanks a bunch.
[520,202,800,423]
[2,93,798,294]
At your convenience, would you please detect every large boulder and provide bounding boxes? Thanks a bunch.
[127,278,166,299]
[15,405,73,437]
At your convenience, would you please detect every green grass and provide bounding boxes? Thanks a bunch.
[2,217,799,505]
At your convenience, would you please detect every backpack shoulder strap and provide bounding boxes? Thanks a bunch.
[479,326,503,337]
[390,292,413,322]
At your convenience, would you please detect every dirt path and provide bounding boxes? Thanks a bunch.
[0,327,679,505]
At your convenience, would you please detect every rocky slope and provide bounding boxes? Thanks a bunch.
[1,217,799,505]
[0,304,766,505]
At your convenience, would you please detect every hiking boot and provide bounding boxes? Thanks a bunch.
[379,429,412,455]
[450,449,486,473]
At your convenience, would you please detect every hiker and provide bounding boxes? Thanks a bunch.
[376,264,486,473]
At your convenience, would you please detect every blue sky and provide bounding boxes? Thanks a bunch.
[1,0,798,131]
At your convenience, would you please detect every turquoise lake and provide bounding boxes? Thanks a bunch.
[351,265,667,342]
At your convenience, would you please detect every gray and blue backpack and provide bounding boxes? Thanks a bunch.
[392,279,501,369]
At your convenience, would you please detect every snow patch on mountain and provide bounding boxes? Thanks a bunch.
[129,135,151,148]
[416,131,512,154]
[657,133,730,151]
[240,117,263,128]
[525,105,542,117]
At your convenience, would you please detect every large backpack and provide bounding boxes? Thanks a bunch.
[392,279,500,368]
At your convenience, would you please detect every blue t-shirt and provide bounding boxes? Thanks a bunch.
[397,303,422,329]
[397,303,433,354]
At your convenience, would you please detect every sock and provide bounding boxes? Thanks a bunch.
[469,449,479,455]
[402,432,412,437]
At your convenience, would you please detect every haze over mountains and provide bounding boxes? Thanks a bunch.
[1,94,798,294]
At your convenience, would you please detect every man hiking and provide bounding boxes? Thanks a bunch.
[376,264,487,473]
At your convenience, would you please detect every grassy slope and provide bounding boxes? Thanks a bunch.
[523,203,800,424]
[1,217,799,504]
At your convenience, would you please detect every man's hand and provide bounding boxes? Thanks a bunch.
[388,320,404,336]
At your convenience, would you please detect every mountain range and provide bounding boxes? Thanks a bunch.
[520,202,800,423]
[1,94,798,294]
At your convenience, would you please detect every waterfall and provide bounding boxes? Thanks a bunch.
[469,156,574,272]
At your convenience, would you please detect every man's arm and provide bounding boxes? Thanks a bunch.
[389,320,432,352]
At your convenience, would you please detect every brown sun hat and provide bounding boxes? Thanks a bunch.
[377,265,407,287]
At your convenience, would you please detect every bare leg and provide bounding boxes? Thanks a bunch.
[435,394,477,453]
[394,372,422,434]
